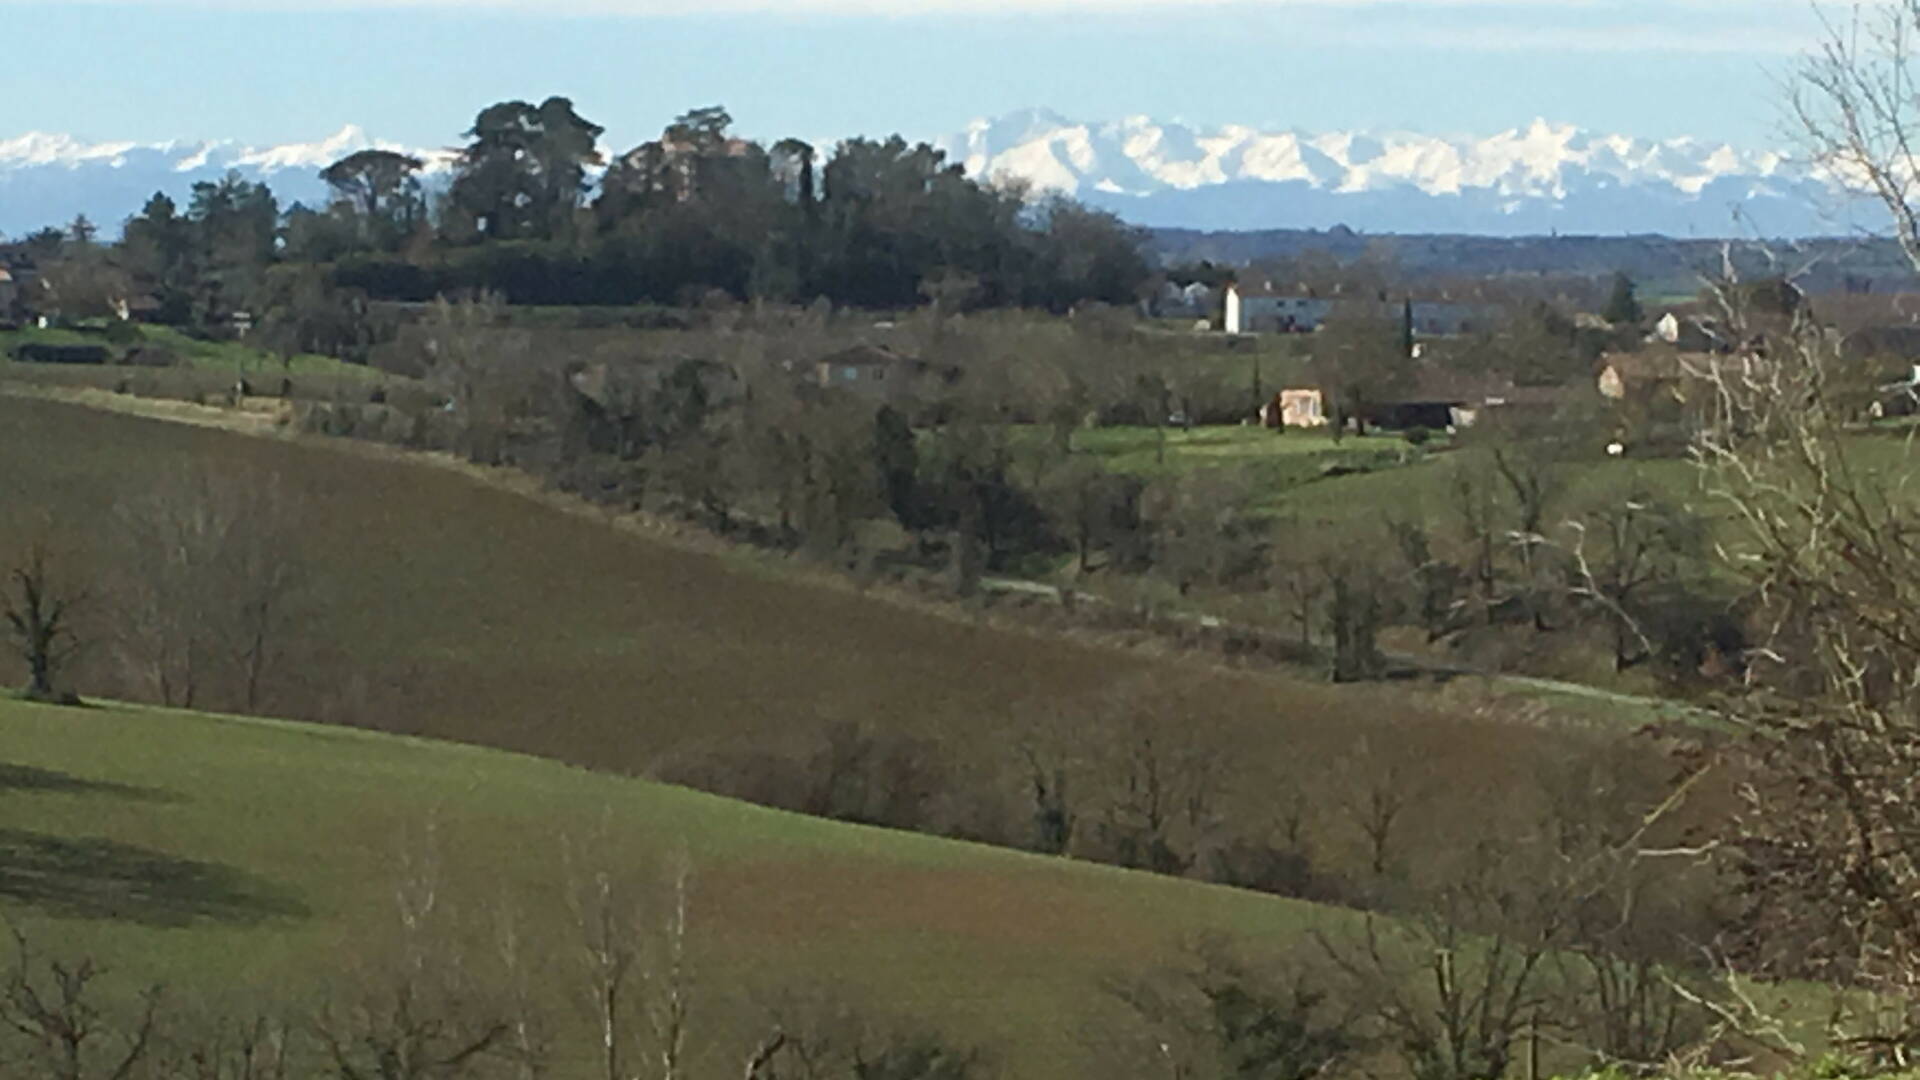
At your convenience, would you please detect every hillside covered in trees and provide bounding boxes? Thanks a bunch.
[0,99,1153,341]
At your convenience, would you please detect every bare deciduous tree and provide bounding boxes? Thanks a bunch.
[1333,735,1427,885]
[419,293,538,465]
[316,823,514,1080]
[564,838,696,1080]
[113,465,305,713]
[3,540,88,703]
[164,1015,297,1080]
[1084,688,1234,876]
[1096,941,1359,1080]
[1265,528,1326,650]
[1561,480,1705,673]
[1791,1,1920,272]
[1317,847,1565,1080]
[1449,464,1501,626]
[0,929,160,1080]
[743,987,983,1080]
[1688,276,1920,1051]
[1489,443,1561,632]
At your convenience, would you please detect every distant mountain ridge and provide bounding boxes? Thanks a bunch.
[935,108,1875,238]
[0,110,1882,240]
[0,126,455,237]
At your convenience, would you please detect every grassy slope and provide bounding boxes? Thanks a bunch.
[1271,433,1920,536]
[1071,425,1426,477]
[0,695,1338,1078]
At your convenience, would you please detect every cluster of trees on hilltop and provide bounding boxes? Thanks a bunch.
[5,99,1152,340]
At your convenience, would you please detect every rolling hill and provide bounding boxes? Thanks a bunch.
[0,694,1344,1079]
[0,387,1701,1076]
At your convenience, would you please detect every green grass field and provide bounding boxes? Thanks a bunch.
[0,695,1344,1078]
[1070,425,1427,475]
[1062,424,1435,514]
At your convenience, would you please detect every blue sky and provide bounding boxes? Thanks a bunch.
[0,0,1832,150]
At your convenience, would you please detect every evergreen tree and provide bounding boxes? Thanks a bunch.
[1602,271,1643,326]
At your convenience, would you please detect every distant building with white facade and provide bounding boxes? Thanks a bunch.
[1225,281,1495,336]
[1224,281,1331,334]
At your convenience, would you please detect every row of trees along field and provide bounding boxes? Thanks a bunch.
[10,101,1153,348]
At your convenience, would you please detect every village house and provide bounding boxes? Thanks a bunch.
[1358,370,1546,432]
[1224,281,1497,337]
[1594,347,1775,403]
[1151,280,1216,320]
[1653,311,1730,353]
[1259,389,1329,428]
[1223,281,1332,335]
[814,344,961,411]
[1407,301,1492,337]
[112,293,162,323]
[1598,349,1696,402]
[1269,371,1572,433]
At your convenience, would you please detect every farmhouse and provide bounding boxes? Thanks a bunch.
[113,293,163,323]
[1407,301,1492,336]
[1260,389,1329,428]
[1358,371,1525,432]
[814,344,961,409]
[1653,312,1730,353]
[1596,349,1709,401]
[1152,280,1217,319]
[1224,282,1498,337]
[1223,281,1330,335]
[1277,369,1572,433]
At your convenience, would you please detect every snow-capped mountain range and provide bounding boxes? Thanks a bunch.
[0,109,1876,240]
[0,125,457,238]
[938,108,1872,237]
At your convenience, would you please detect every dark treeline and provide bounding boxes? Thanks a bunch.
[6,99,1152,340]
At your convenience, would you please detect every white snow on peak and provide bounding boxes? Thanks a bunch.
[936,110,1806,205]
[232,124,377,171]
[0,125,456,179]
[0,132,146,169]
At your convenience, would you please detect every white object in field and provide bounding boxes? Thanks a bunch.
[1606,441,1625,457]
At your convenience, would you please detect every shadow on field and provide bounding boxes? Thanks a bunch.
[0,830,308,926]
[0,763,177,802]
